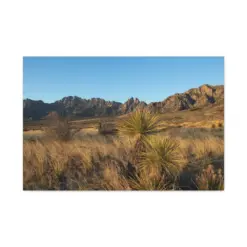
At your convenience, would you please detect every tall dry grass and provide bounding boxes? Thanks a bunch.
[23,131,224,190]
[24,109,223,190]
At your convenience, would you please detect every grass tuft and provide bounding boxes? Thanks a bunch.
[195,164,224,190]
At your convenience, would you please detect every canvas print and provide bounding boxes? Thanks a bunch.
[23,57,224,190]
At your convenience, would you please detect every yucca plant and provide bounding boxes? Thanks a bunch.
[117,108,160,165]
[128,174,167,190]
[140,136,181,181]
[128,170,176,190]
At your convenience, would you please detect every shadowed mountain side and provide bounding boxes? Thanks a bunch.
[24,84,224,120]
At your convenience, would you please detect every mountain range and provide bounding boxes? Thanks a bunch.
[23,84,224,120]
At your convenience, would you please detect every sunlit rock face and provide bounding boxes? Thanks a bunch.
[23,84,224,120]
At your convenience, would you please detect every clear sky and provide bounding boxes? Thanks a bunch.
[23,57,224,103]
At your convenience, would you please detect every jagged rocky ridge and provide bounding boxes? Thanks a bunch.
[148,84,224,113]
[24,84,224,120]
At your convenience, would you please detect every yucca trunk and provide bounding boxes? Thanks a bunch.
[132,137,146,166]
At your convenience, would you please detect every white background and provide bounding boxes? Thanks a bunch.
[0,0,247,246]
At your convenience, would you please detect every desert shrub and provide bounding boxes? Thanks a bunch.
[140,136,181,182]
[97,121,117,135]
[117,108,160,138]
[117,108,160,165]
[128,172,171,190]
[45,114,79,141]
[53,118,71,141]
[195,164,224,190]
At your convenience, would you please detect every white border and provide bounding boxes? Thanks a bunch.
[1,1,247,247]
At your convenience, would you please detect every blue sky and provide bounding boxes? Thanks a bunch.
[23,57,224,103]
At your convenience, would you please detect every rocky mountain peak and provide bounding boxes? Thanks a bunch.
[23,84,224,120]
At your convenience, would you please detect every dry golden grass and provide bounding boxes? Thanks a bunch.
[178,137,224,161]
[23,128,224,190]
[78,127,98,135]
[23,106,224,190]
[157,119,224,130]
[23,130,44,135]
[195,165,224,190]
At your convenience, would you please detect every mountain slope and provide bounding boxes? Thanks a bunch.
[148,84,224,113]
[23,84,224,120]
[119,97,147,114]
